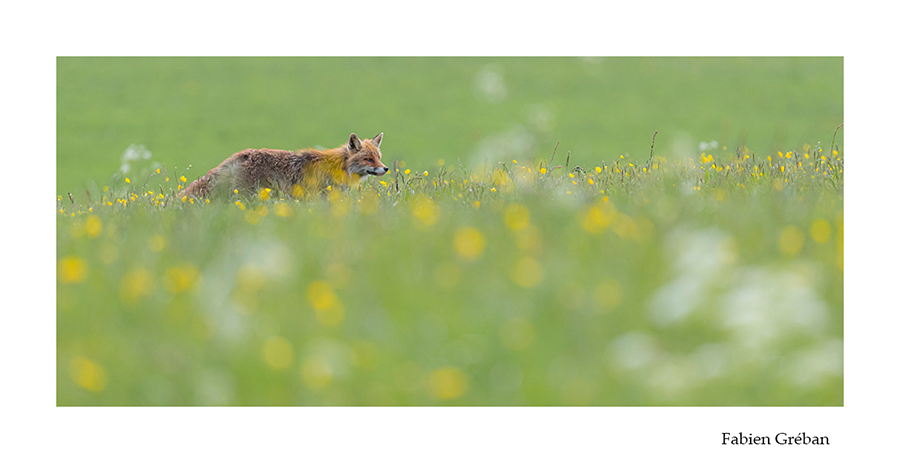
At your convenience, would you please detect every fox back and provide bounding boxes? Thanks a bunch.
[179,132,388,199]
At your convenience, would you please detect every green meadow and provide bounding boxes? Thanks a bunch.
[57,57,843,405]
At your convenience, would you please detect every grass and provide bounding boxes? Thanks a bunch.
[57,138,843,405]
[56,57,843,198]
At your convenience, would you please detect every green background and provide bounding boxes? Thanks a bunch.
[57,57,842,196]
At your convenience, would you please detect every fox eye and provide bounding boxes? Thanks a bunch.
[366,158,374,162]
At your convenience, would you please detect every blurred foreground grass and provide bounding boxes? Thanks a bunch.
[57,142,843,405]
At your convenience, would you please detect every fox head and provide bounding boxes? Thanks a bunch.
[346,132,389,177]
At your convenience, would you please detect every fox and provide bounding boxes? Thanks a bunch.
[178,132,388,199]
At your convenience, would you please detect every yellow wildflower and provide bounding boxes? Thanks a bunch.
[454,227,486,261]
[429,368,468,400]
[59,256,88,284]
[262,336,294,370]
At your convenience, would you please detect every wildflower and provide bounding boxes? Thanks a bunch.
[235,200,245,210]
[84,215,102,238]
[306,280,344,326]
[125,177,130,183]
[504,204,530,231]
[540,168,547,175]
[69,356,106,392]
[274,202,293,217]
[429,367,468,400]
[579,204,612,234]
[245,205,269,224]
[510,257,544,288]
[411,197,439,229]
[58,256,88,284]
[156,168,160,174]
[779,226,805,256]
[454,227,486,261]
[180,175,187,183]
[259,187,271,200]
[148,235,165,252]
[404,169,411,175]
[512,160,517,164]
[809,219,832,243]
[163,264,200,294]
[120,267,153,303]
[262,336,294,370]
[423,171,429,177]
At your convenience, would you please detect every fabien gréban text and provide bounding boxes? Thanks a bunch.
[722,432,829,445]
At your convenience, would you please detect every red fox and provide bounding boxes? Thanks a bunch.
[178,132,388,199]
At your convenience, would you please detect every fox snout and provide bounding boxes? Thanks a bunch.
[369,166,389,176]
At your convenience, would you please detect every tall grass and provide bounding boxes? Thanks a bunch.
[57,139,843,405]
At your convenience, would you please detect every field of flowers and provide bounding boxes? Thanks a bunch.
[57,138,843,405]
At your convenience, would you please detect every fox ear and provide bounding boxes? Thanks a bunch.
[348,133,362,152]
[371,132,383,148]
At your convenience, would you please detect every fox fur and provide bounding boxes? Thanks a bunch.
[178,132,388,199]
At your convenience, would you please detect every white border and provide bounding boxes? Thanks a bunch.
[4,1,894,461]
